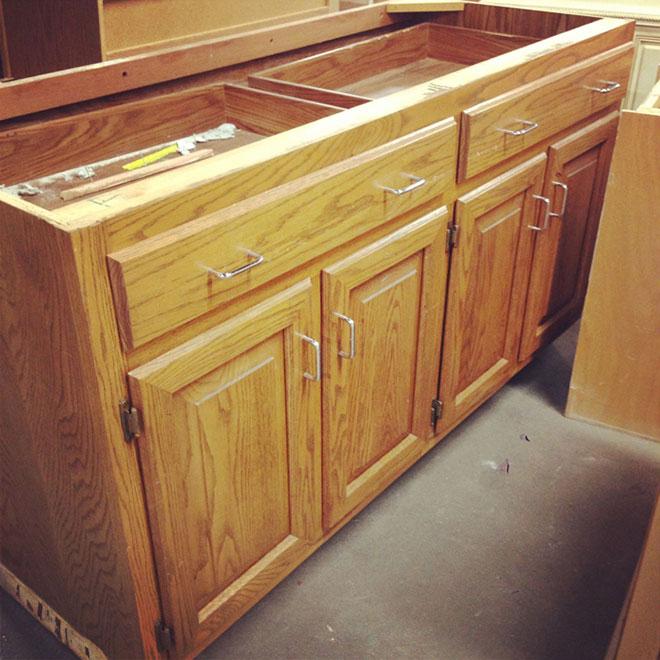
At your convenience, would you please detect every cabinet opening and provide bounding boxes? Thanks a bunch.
[249,23,538,105]
[0,83,342,209]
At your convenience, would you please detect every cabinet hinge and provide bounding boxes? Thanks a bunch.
[155,620,174,653]
[119,399,141,442]
[446,224,459,252]
[431,399,444,427]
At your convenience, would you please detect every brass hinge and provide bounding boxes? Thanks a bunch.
[155,620,174,653]
[446,223,459,252]
[119,399,141,443]
[431,399,444,427]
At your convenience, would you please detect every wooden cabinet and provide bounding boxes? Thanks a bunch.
[322,209,448,529]
[519,113,618,359]
[0,5,636,658]
[438,156,546,427]
[128,280,322,653]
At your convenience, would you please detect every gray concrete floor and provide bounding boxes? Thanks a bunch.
[2,324,659,660]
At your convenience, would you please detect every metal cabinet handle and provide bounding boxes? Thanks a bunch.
[333,312,356,359]
[549,181,569,218]
[496,119,539,136]
[529,195,551,232]
[203,251,264,280]
[584,80,621,94]
[381,174,427,196]
[299,334,321,382]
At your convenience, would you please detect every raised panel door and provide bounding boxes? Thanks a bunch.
[439,156,546,427]
[519,113,617,360]
[128,280,322,655]
[322,209,449,529]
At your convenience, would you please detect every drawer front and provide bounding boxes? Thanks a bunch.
[108,118,457,350]
[459,44,632,180]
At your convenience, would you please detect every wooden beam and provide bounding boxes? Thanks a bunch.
[0,4,398,122]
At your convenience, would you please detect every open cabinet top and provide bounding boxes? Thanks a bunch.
[0,2,633,232]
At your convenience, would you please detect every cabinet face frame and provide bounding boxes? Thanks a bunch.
[321,208,449,530]
[438,155,546,428]
[519,112,618,360]
[127,280,322,654]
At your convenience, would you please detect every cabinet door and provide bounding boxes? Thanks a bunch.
[322,209,448,529]
[128,280,322,655]
[519,114,617,360]
[438,156,546,427]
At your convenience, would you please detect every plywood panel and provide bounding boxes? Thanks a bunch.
[566,110,660,440]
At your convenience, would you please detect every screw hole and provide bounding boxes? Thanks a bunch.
[122,71,128,77]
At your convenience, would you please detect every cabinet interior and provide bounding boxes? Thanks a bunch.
[1,17,577,210]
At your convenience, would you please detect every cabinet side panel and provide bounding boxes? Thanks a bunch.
[0,198,158,658]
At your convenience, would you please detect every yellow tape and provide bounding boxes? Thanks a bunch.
[122,144,178,171]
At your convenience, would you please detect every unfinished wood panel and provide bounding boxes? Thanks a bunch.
[460,43,632,179]
[519,113,617,360]
[129,280,322,655]
[387,1,464,12]
[0,196,160,658]
[438,156,546,428]
[566,110,660,440]
[0,0,103,78]
[103,0,333,57]
[322,210,448,529]
[107,119,457,349]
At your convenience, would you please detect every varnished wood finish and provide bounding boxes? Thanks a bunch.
[107,119,457,349]
[128,280,322,652]
[438,156,546,428]
[322,209,448,528]
[460,43,632,179]
[0,8,638,658]
[519,113,618,360]
[0,195,161,658]
[566,109,660,440]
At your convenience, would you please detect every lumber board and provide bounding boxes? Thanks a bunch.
[387,1,465,12]
[566,110,660,440]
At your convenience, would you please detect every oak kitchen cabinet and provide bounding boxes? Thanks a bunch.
[0,3,635,658]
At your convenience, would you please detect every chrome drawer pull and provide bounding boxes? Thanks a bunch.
[550,181,569,219]
[381,174,427,196]
[333,312,356,359]
[584,80,621,94]
[204,250,264,280]
[299,334,321,382]
[529,195,551,232]
[496,119,539,136]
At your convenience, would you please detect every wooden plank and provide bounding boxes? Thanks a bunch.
[0,564,108,660]
[387,1,465,12]
[0,4,399,121]
[103,0,330,57]
[0,0,103,78]
[247,76,369,108]
[0,82,226,185]
[60,149,214,202]
[566,110,660,440]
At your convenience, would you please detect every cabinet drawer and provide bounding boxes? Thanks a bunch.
[459,44,632,180]
[108,118,457,350]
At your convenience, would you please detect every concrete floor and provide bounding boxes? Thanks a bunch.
[1,325,659,660]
